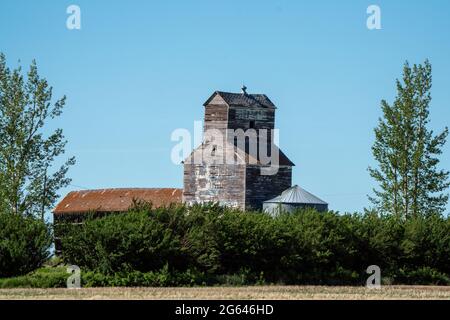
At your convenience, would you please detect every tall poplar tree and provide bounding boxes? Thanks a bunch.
[0,53,75,220]
[369,60,449,218]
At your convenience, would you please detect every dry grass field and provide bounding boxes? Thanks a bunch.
[0,285,448,300]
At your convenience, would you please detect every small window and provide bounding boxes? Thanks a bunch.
[211,145,217,156]
[249,121,255,129]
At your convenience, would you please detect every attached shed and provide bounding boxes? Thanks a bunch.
[263,185,328,215]
[53,188,182,254]
[53,188,182,218]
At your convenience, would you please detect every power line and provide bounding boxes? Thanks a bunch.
[321,193,367,197]
[69,183,91,190]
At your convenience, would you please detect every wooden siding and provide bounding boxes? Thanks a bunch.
[183,163,246,210]
[204,104,228,138]
[228,106,275,132]
[245,166,292,210]
[228,106,274,149]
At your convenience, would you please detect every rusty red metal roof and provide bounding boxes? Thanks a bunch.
[53,188,182,214]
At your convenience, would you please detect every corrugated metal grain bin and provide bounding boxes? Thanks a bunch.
[263,185,328,215]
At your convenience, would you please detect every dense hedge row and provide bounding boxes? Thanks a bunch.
[0,266,67,288]
[0,214,52,277]
[59,204,450,285]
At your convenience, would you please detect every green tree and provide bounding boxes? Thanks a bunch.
[0,53,75,220]
[0,213,52,277]
[369,60,449,218]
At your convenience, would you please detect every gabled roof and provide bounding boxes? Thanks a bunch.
[53,188,182,214]
[264,185,327,205]
[203,91,276,109]
[184,141,294,167]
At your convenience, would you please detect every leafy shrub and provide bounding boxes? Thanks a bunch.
[395,267,450,285]
[0,266,67,288]
[401,214,450,275]
[0,213,52,277]
[60,207,186,274]
[81,265,207,287]
[58,204,450,286]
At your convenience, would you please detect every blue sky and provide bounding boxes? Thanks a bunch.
[1,0,449,216]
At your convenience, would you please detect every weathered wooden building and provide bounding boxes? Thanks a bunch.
[52,88,329,254]
[183,88,295,210]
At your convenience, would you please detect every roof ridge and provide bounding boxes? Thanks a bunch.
[71,187,182,193]
[216,90,267,96]
[53,188,183,214]
[184,141,294,166]
[204,91,276,108]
